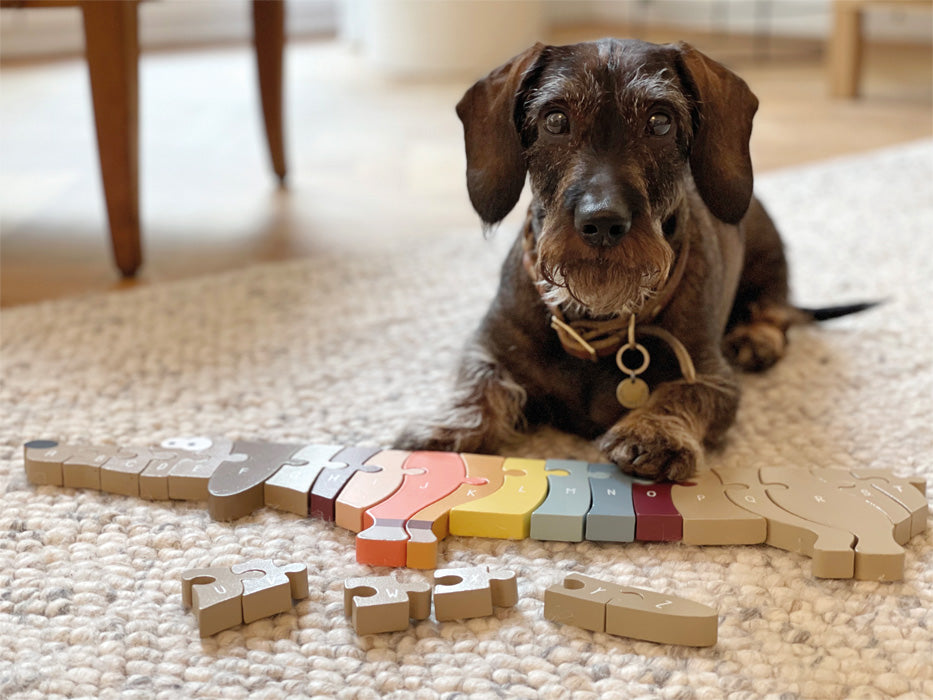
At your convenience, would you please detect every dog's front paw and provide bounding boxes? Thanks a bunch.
[599,413,702,481]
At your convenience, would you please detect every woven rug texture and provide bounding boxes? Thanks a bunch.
[1,141,932,699]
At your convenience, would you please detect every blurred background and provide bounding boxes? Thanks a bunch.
[1,0,930,307]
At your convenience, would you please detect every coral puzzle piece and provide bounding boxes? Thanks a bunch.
[181,559,308,637]
[335,450,410,531]
[356,452,468,567]
[544,573,717,647]
[448,458,565,539]
[530,460,592,542]
[585,463,637,543]
[671,469,767,545]
[760,466,906,581]
[405,453,504,569]
[432,566,518,621]
[343,574,432,635]
[263,444,345,516]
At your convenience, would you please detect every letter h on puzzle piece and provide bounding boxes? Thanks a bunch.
[181,559,309,637]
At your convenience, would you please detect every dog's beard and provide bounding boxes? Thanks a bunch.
[537,227,674,318]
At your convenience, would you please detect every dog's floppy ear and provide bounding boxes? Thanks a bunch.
[674,42,759,225]
[456,43,546,225]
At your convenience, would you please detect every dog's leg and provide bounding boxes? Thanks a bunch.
[599,368,740,481]
[396,344,528,454]
[723,198,805,371]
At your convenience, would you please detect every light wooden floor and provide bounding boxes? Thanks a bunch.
[1,29,930,307]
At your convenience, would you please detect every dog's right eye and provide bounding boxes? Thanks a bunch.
[543,110,569,135]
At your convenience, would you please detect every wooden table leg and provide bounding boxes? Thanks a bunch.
[253,0,287,183]
[828,0,864,98]
[81,0,142,277]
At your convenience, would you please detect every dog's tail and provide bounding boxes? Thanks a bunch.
[797,301,883,322]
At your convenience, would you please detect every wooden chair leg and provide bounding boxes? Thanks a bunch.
[253,0,287,183]
[828,0,864,98]
[81,0,142,277]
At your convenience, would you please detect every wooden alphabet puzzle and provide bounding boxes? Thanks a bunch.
[181,559,308,637]
[24,437,929,580]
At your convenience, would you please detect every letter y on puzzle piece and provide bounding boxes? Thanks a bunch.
[544,573,717,647]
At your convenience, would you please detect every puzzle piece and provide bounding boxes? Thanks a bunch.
[716,465,857,579]
[334,450,410,531]
[585,463,637,542]
[24,440,74,486]
[432,566,518,621]
[310,446,383,521]
[343,574,432,635]
[405,453,504,569]
[670,469,767,545]
[449,458,565,539]
[181,560,308,637]
[356,452,469,567]
[100,445,181,497]
[544,573,717,647]
[230,559,309,624]
[631,482,682,541]
[835,468,928,539]
[760,466,906,581]
[530,460,592,542]
[810,467,914,544]
[208,441,304,520]
[167,437,246,501]
[263,444,344,516]
[62,444,125,490]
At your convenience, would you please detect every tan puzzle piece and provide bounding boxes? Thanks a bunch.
[181,566,255,637]
[544,573,717,646]
[715,465,857,579]
[809,468,913,544]
[24,441,74,486]
[231,559,309,624]
[670,469,767,545]
[432,566,518,621]
[62,445,122,490]
[264,444,345,516]
[849,469,929,538]
[208,441,304,520]
[100,447,178,497]
[343,575,431,635]
[760,467,905,581]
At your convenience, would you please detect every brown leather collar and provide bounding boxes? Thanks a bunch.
[522,211,692,362]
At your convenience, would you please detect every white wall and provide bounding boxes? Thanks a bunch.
[0,0,337,60]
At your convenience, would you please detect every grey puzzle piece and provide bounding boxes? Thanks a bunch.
[530,460,591,542]
[585,463,637,542]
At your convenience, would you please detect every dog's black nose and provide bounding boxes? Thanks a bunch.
[574,198,632,248]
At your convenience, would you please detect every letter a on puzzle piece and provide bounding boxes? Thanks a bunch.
[432,566,518,621]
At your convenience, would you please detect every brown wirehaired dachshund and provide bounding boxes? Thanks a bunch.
[398,39,872,481]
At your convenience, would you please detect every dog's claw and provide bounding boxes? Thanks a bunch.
[599,414,701,481]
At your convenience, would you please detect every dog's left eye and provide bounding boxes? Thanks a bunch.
[648,112,673,136]
[543,110,570,135]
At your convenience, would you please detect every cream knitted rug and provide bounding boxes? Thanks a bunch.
[1,141,931,699]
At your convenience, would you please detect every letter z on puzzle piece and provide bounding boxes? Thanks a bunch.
[544,573,717,647]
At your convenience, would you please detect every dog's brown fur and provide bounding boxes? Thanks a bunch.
[397,39,802,481]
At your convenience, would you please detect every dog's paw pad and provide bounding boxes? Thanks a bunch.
[599,415,701,481]
[723,322,786,372]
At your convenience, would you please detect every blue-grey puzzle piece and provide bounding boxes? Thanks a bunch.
[585,463,637,542]
[530,460,592,542]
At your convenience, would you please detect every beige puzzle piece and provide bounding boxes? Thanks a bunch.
[716,465,857,579]
[100,446,179,497]
[62,445,124,490]
[432,566,518,622]
[24,440,74,486]
[230,559,309,624]
[544,573,717,646]
[181,566,257,638]
[810,467,914,544]
[263,444,345,516]
[670,469,767,545]
[343,575,432,635]
[760,467,905,581]
[848,469,929,539]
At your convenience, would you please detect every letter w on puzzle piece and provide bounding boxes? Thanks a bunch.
[181,559,309,637]
[344,574,432,635]
[544,573,717,647]
[432,566,518,621]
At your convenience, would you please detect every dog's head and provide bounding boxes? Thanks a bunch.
[456,39,758,317]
